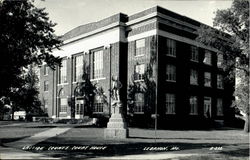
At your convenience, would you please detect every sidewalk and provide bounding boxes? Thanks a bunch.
[1,127,71,159]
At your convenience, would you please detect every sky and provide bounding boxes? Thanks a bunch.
[34,0,233,36]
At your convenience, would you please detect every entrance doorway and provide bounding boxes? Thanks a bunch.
[75,99,84,119]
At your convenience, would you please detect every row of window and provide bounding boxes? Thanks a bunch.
[134,93,223,116]
[56,50,104,84]
[134,64,224,88]
[58,96,104,114]
[44,66,223,92]
[135,38,224,67]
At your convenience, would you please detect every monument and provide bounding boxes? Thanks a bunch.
[104,76,128,139]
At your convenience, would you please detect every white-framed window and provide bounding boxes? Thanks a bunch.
[135,39,145,56]
[134,93,144,113]
[44,65,49,75]
[190,69,198,85]
[203,50,212,65]
[165,93,175,114]
[166,39,176,57]
[217,74,224,89]
[204,72,211,87]
[216,98,223,116]
[59,59,67,84]
[217,53,223,68]
[134,64,145,81]
[93,50,103,79]
[204,97,212,118]
[44,81,49,91]
[93,95,103,113]
[190,96,198,115]
[59,98,67,113]
[190,46,199,62]
[166,64,176,82]
[75,55,83,82]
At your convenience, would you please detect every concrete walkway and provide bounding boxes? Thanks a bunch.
[5,127,71,148]
[1,127,71,159]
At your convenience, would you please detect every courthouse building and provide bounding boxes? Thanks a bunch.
[39,6,231,128]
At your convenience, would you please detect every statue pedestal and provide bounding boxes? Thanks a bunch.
[104,101,128,139]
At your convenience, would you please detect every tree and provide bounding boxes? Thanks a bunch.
[0,0,62,98]
[10,65,43,119]
[196,0,249,132]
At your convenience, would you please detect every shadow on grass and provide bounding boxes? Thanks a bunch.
[219,148,249,157]
[0,136,29,146]
[26,139,249,159]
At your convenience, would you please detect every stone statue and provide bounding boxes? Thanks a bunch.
[111,76,122,102]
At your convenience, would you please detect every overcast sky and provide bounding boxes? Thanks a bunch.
[34,0,233,36]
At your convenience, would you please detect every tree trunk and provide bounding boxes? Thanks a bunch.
[11,110,14,121]
[244,114,249,133]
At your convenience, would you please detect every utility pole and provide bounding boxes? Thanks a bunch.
[154,32,159,143]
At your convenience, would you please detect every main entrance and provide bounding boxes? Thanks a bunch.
[75,99,84,119]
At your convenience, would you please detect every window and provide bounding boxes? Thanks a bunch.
[165,93,175,114]
[190,46,199,62]
[217,98,223,116]
[44,81,49,91]
[93,95,103,113]
[134,93,144,113]
[166,39,176,57]
[204,97,212,118]
[44,65,49,75]
[93,50,103,79]
[190,69,198,85]
[217,74,224,89]
[75,55,83,82]
[59,98,67,113]
[59,59,67,84]
[166,64,176,82]
[134,64,145,81]
[190,96,198,115]
[135,39,145,56]
[44,99,48,113]
[204,72,211,87]
[203,50,212,65]
[217,53,223,68]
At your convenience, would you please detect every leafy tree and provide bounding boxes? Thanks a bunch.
[196,0,249,132]
[0,0,62,98]
[10,65,43,119]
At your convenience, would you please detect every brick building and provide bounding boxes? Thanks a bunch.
[39,6,232,128]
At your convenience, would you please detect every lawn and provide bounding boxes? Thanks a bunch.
[32,127,249,159]
[0,122,248,159]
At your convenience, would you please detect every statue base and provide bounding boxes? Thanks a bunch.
[104,101,128,139]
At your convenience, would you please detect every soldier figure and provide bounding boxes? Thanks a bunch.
[111,76,122,102]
